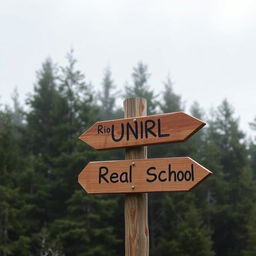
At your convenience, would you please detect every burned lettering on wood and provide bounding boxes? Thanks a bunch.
[78,158,212,194]
[79,112,205,150]
[111,118,170,142]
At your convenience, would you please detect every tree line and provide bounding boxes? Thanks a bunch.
[1,51,256,256]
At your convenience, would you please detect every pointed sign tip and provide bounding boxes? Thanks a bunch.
[78,132,98,149]
[78,130,87,141]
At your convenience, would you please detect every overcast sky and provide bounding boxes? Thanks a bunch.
[0,0,256,135]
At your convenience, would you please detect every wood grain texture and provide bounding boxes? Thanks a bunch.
[78,157,212,194]
[79,111,205,150]
[124,98,149,256]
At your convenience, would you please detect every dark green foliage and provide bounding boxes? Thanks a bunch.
[99,67,119,120]
[50,191,121,256]
[155,196,214,256]
[0,108,32,256]
[124,62,157,115]
[243,118,256,256]
[201,100,255,256]
[159,75,184,113]
[1,56,256,256]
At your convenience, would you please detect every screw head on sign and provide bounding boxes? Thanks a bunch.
[132,162,135,166]
[131,185,135,190]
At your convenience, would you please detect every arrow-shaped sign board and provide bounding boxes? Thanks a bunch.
[79,112,205,150]
[78,157,212,194]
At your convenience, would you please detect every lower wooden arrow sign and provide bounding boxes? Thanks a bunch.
[78,157,212,194]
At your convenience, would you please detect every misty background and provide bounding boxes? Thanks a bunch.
[1,0,256,134]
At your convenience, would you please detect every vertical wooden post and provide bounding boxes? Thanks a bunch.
[124,97,149,256]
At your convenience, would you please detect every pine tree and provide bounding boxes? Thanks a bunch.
[0,107,32,256]
[159,75,183,113]
[203,100,255,256]
[55,50,100,203]
[20,58,66,253]
[52,52,121,255]
[98,67,118,120]
[25,58,61,161]
[58,50,98,137]
[124,62,157,115]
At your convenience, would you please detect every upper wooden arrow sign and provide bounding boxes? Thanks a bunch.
[78,157,212,194]
[79,112,205,150]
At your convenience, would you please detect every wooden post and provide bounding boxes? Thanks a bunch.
[124,98,149,256]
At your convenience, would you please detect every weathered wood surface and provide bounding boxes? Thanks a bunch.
[124,98,149,256]
[78,157,212,194]
[79,111,205,150]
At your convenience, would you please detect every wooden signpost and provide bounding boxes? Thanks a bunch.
[78,157,212,194]
[79,112,205,150]
[78,97,212,256]
[123,98,148,256]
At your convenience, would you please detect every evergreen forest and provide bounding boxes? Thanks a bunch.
[1,52,256,256]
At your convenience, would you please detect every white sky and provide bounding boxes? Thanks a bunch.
[0,0,256,135]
